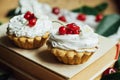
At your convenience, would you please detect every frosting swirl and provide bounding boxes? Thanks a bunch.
[7,14,52,38]
[49,24,99,52]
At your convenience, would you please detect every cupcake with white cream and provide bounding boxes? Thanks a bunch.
[7,11,52,49]
[47,22,99,64]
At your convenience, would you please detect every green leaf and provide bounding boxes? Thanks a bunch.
[94,2,108,13]
[95,14,120,37]
[101,72,120,80]
[72,2,108,15]
[0,72,3,75]
[6,9,16,18]
[0,22,2,25]
[114,57,120,71]
[72,6,98,15]
[0,71,9,80]
[6,8,20,18]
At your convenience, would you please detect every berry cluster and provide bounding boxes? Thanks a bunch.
[24,11,37,27]
[59,23,80,35]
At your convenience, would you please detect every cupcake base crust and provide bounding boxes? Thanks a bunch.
[7,32,49,49]
[51,48,94,65]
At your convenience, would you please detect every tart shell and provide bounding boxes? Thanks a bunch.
[49,47,94,65]
[7,32,49,49]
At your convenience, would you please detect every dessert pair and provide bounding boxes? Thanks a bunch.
[7,11,99,65]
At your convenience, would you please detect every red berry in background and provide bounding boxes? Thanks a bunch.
[59,26,66,35]
[95,14,103,22]
[77,14,86,21]
[58,16,67,22]
[24,11,32,20]
[102,67,116,76]
[28,18,37,27]
[52,7,60,15]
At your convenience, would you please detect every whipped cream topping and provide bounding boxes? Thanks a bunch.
[15,0,99,29]
[49,24,99,52]
[7,14,52,38]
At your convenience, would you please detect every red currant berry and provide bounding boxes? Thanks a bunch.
[67,23,76,28]
[102,67,116,76]
[52,7,60,15]
[75,26,80,31]
[95,14,103,22]
[30,13,35,19]
[24,11,32,20]
[77,14,86,21]
[58,16,67,22]
[66,29,73,34]
[69,23,76,26]
[59,26,66,35]
[73,30,80,34]
[28,18,37,27]
[66,23,80,31]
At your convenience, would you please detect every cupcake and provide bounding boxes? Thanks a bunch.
[7,11,52,49]
[47,22,99,64]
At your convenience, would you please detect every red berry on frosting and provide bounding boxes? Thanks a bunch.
[66,29,73,34]
[58,16,67,22]
[66,23,76,28]
[24,11,32,20]
[75,26,80,31]
[28,18,37,27]
[30,13,35,19]
[95,14,103,22]
[73,30,79,34]
[24,11,37,27]
[52,7,60,15]
[77,14,86,21]
[66,23,80,34]
[58,23,80,35]
[67,23,78,30]
[59,26,66,35]
[102,67,116,76]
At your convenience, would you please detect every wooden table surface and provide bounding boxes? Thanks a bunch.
[0,0,118,23]
[0,0,118,80]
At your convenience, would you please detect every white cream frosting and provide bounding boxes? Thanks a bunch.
[49,24,99,52]
[7,14,52,38]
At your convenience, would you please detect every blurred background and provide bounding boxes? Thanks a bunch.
[0,0,118,23]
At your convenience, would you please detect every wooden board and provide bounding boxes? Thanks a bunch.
[0,23,118,80]
[0,42,117,80]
